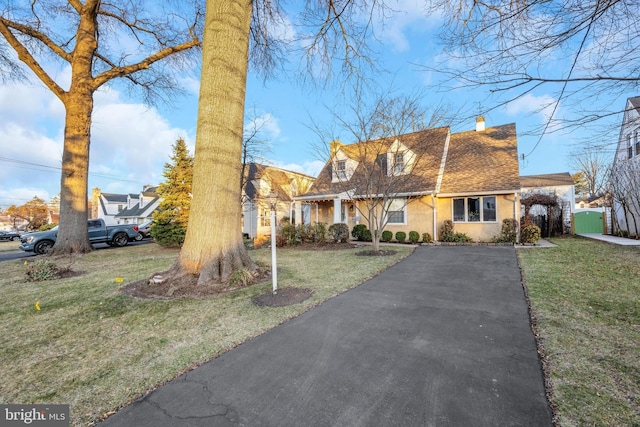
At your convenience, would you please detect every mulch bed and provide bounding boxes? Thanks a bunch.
[252,287,314,307]
[119,242,394,301]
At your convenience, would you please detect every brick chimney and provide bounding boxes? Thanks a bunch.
[476,116,485,132]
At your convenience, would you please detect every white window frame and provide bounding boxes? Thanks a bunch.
[386,198,407,225]
[393,152,405,175]
[452,196,498,223]
[335,160,347,181]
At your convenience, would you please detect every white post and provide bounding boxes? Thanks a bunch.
[333,197,342,224]
[270,200,278,295]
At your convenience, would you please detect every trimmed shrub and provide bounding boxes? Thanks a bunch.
[150,222,186,247]
[421,232,433,243]
[351,224,368,241]
[520,224,541,244]
[328,223,349,243]
[408,231,420,244]
[439,220,472,242]
[381,230,393,242]
[439,220,455,241]
[395,231,407,243]
[496,218,518,243]
[38,223,58,232]
[311,222,328,244]
[277,222,298,246]
[449,232,473,243]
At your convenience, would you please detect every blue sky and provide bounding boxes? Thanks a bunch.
[0,2,625,210]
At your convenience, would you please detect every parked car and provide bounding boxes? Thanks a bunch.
[19,219,139,255]
[137,221,152,239]
[0,230,21,242]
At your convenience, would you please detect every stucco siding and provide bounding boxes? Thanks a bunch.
[435,194,518,242]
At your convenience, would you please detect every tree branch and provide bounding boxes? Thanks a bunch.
[92,37,200,89]
[0,17,66,100]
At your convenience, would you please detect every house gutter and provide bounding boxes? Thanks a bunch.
[436,188,522,198]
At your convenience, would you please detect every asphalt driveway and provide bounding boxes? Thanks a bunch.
[100,246,552,426]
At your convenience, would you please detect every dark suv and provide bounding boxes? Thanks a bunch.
[0,230,21,242]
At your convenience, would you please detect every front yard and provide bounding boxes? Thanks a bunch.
[518,237,640,426]
[0,242,412,426]
[1,237,638,426]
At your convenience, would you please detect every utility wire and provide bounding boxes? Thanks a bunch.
[0,156,141,183]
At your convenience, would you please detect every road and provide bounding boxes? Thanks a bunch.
[0,239,153,262]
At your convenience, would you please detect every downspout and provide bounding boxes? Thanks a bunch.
[432,194,437,241]
[432,129,451,242]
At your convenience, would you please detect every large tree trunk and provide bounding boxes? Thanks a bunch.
[173,0,256,286]
[51,2,99,255]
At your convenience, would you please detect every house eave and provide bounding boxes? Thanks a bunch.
[436,189,520,198]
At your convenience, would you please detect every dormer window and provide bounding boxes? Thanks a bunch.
[387,140,414,176]
[335,160,347,180]
[393,153,405,174]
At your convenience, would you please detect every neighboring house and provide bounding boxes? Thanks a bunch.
[92,186,160,225]
[115,186,160,225]
[575,195,606,209]
[242,163,315,238]
[520,172,575,234]
[611,96,640,237]
[293,117,522,242]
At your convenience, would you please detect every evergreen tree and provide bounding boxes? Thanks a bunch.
[151,138,193,247]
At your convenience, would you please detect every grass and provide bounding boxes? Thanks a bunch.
[0,240,21,253]
[0,242,413,426]
[518,236,640,427]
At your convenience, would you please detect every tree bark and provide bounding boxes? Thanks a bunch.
[174,0,257,286]
[51,1,100,255]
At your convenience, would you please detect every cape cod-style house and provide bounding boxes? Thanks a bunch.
[293,117,522,242]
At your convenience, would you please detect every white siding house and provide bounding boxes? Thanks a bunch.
[611,96,640,237]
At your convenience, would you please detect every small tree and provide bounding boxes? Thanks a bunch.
[151,138,193,247]
[6,197,49,231]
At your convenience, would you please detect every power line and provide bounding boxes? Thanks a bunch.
[0,156,141,183]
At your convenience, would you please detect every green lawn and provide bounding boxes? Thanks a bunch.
[0,242,413,426]
[3,237,638,426]
[518,236,640,427]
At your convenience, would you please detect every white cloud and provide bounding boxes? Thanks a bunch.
[505,93,558,123]
[273,160,325,178]
[90,89,193,192]
[374,0,438,52]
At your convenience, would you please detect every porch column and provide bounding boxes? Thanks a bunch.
[333,197,342,224]
[294,201,303,225]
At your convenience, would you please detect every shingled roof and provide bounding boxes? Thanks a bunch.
[438,123,520,195]
[304,126,450,198]
[520,172,574,188]
[301,122,520,199]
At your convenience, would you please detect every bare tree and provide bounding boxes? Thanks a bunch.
[312,88,448,251]
[609,158,640,238]
[426,0,640,144]
[240,107,274,202]
[570,145,611,198]
[0,1,203,254]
